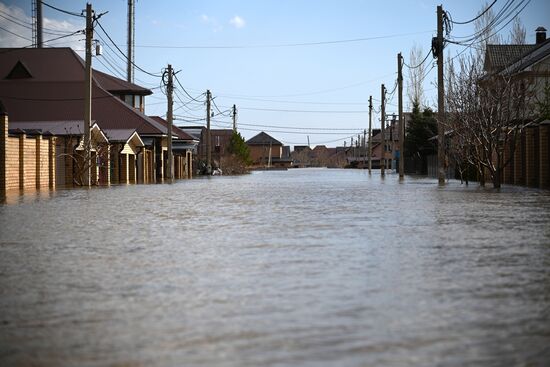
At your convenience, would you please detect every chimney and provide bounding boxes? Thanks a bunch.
[536,26,547,44]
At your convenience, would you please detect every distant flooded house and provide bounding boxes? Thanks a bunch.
[0,47,192,194]
[177,126,233,168]
[246,132,292,168]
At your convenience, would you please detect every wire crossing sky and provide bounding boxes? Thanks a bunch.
[1,0,548,147]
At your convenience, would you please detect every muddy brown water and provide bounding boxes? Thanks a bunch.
[1,169,549,366]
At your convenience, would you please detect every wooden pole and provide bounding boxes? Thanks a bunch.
[398,52,404,179]
[368,95,373,173]
[166,64,173,180]
[381,84,386,177]
[437,5,446,184]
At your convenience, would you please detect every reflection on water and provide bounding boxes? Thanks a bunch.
[1,169,549,366]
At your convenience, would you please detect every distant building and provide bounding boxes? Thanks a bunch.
[246,132,292,168]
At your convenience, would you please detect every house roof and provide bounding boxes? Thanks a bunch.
[246,131,282,146]
[9,120,93,136]
[93,69,152,96]
[500,38,550,75]
[149,116,196,140]
[177,126,203,140]
[484,44,536,72]
[103,128,137,142]
[0,48,163,136]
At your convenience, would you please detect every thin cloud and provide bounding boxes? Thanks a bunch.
[229,15,245,29]
[0,3,83,53]
[200,14,222,32]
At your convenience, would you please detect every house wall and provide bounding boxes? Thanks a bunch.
[540,124,550,189]
[248,145,283,164]
[1,113,57,195]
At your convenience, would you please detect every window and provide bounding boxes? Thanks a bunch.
[124,95,133,106]
[134,95,142,109]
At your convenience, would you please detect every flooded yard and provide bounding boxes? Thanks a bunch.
[1,169,549,366]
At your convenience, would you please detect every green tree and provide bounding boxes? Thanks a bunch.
[404,102,437,160]
[228,130,251,165]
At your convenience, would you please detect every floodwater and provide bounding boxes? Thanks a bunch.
[1,168,549,367]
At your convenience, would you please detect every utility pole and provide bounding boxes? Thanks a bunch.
[206,89,212,173]
[368,95,373,173]
[307,135,310,148]
[437,5,446,185]
[166,64,173,180]
[232,104,237,131]
[363,129,367,169]
[398,52,404,179]
[83,2,93,187]
[380,84,386,177]
[36,0,43,48]
[127,0,134,83]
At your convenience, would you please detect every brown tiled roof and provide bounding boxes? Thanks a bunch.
[0,48,162,135]
[246,131,282,146]
[9,120,90,136]
[94,70,152,96]
[484,44,535,71]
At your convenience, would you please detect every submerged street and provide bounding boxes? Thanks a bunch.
[1,169,549,366]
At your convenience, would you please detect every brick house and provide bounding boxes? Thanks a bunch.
[246,131,292,168]
[0,47,192,192]
[480,28,550,188]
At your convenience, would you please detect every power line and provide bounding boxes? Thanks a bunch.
[128,30,434,49]
[0,25,32,41]
[42,1,84,18]
[403,50,432,69]
[221,121,365,131]
[448,0,498,25]
[446,0,527,44]
[95,20,162,78]
[207,95,369,106]
[280,135,357,146]
[447,0,531,61]
[211,98,231,116]
[172,73,206,103]
[225,106,369,114]
[42,29,84,45]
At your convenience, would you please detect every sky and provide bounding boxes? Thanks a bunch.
[1,0,549,148]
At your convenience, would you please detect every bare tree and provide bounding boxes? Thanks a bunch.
[446,54,535,188]
[474,2,501,60]
[407,43,426,108]
[58,128,109,186]
[510,17,527,45]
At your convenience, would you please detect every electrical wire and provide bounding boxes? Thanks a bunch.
[403,50,432,69]
[221,121,365,131]
[42,1,85,18]
[281,135,357,146]
[129,30,434,50]
[225,106,369,114]
[0,25,32,41]
[446,0,526,43]
[0,13,74,36]
[211,98,231,116]
[95,20,162,78]
[448,0,498,25]
[447,0,531,62]
[172,73,206,103]
[42,29,84,45]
